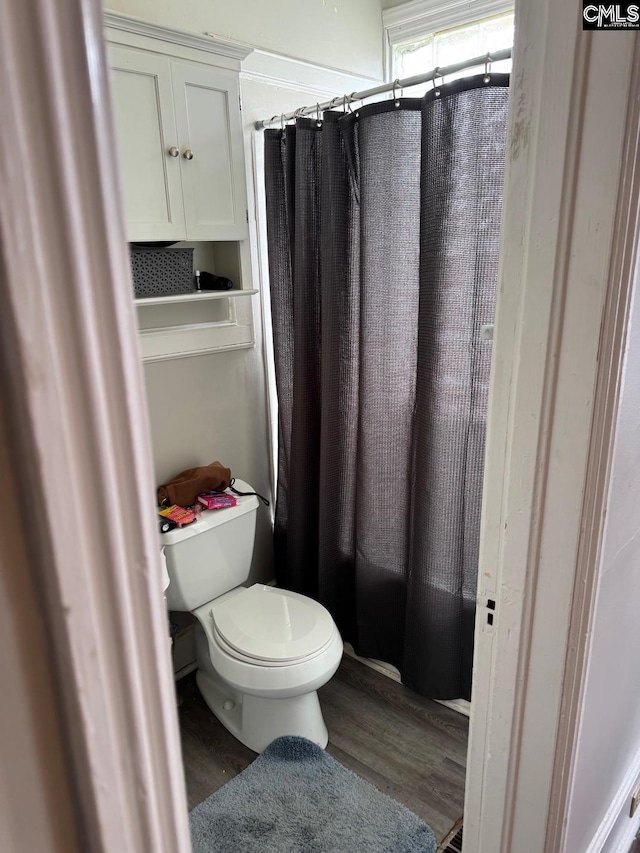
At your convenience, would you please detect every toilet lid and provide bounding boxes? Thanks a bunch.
[211,584,335,662]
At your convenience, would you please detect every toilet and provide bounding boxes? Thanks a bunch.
[162,479,343,753]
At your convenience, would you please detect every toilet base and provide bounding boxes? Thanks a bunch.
[196,668,329,754]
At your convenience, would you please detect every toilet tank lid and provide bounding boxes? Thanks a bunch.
[159,478,259,547]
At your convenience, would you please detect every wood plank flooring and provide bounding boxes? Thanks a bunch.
[178,654,468,844]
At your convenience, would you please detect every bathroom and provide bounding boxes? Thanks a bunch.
[6,0,640,851]
[103,0,513,849]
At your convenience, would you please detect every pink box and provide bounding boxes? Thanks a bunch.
[197,493,238,510]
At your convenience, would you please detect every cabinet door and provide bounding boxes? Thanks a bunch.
[109,46,186,242]
[171,63,249,241]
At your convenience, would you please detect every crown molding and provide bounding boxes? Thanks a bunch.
[104,11,253,61]
[241,48,379,99]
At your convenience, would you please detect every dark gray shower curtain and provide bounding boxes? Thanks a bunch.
[264,75,509,700]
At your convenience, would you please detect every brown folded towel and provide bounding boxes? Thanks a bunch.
[157,461,231,507]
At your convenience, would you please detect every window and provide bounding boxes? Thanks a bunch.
[384,1,514,93]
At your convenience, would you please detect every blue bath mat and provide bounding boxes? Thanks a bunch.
[189,736,437,852]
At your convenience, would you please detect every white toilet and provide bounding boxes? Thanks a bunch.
[162,479,343,753]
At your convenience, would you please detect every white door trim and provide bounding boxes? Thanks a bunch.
[465,2,640,849]
[547,40,640,853]
[0,0,191,850]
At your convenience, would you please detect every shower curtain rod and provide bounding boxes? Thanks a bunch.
[255,47,511,130]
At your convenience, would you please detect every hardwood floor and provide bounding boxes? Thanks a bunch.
[178,654,468,844]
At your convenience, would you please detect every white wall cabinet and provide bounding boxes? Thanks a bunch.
[105,15,256,360]
[171,63,247,241]
[107,23,251,243]
[110,47,186,242]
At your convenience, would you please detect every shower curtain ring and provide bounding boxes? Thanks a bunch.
[345,91,359,117]
[316,103,322,127]
[342,94,348,113]
[280,113,285,130]
[484,52,492,83]
[393,78,403,107]
[433,67,442,97]
[350,91,362,118]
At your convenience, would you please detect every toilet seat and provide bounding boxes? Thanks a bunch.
[211,624,336,668]
[210,584,335,664]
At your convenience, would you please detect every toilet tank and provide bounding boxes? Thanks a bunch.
[162,479,259,611]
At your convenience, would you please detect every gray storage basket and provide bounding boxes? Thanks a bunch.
[130,246,195,298]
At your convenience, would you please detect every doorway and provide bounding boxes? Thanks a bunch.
[2,1,639,851]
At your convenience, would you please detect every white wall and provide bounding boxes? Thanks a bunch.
[564,265,640,852]
[106,0,384,79]
[143,347,274,583]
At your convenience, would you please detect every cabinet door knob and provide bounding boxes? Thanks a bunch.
[183,149,194,160]
[167,146,179,158]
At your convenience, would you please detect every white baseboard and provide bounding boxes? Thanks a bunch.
[585,748,640,853]
[608,814,640,853]
[343,642,402,682]
[173,661,198,682]
[436,698,471,718]
[343,643,471,718]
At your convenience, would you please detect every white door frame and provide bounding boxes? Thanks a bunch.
[465,0,640,849]
[2,0,640,851]
[0,0,191,850]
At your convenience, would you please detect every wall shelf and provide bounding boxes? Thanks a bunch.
[134,289,258,307]
[135,288,257,362]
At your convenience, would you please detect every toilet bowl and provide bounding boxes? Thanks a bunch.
[193,585,343,752]
[162,479,342,753]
